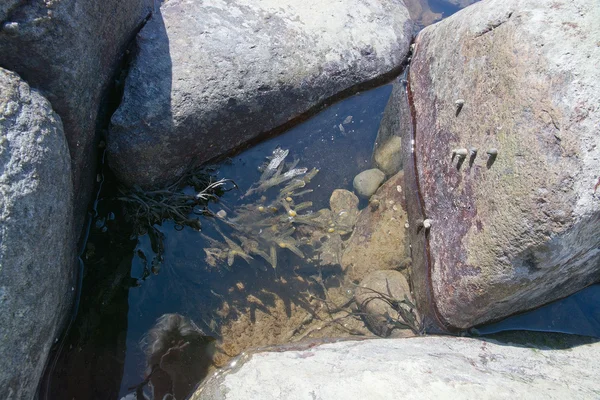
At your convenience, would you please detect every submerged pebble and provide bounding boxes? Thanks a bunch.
[353,168,386,198]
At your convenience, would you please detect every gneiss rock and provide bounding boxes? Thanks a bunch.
[0,68,75,399]
[0,0,151,234]
[404,0,600,330]
[352,168,386,198]
[192,336,600,400]
[108,0,413,187]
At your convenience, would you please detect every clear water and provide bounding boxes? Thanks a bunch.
[45,84,394,399]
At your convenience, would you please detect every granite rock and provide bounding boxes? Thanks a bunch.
[0,0,151,233]
[193,336,600,400]
[404,0,600,330]
[108,0,413,187]
[0,68,74,399]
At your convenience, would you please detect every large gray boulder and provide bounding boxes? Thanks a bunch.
[0,68,74,399]
[0,0,151,231]
[403,0,600,330]
[108,0,413,187]
[192,336,600,399]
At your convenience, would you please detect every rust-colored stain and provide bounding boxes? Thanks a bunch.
[594,177,600,193]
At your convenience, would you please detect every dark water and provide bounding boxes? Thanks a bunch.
[44,84,393,399]
[427,0,461,17]
[476,285,600,338]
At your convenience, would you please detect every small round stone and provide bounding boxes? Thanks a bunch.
[353,168,386,198]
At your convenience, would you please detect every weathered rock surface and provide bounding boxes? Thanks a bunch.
[108,0,413,187]
[342,172,410,281]
[355,270,414,337]
[353,168,386,198]
[192,336,600,400]
[0,69,74,399]
[404,0,600,330]
[0,0,151,231]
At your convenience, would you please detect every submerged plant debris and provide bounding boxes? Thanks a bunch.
[117,148,356,272]
[117,167,235,235]
[116,148,421,343]
[204,148,328,270]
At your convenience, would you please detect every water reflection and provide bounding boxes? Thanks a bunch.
[403,0,479,29]
[475,284,600,338]
[121,314,215,400]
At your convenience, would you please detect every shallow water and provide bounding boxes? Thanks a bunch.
[45,84,395,399]
[476,284,600,338]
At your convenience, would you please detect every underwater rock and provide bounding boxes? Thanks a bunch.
[404,0,600,331]
[374,136,402,176]
[329,189,360,233]
[352,168,386,198]
[108,0,413,187]
[0,68,74,399]
[373,79,405,176]
[342,172,409,282]
[192,336,600,400]
[0,0,151,235]
[355,270,415,337]
[316,233,343,267]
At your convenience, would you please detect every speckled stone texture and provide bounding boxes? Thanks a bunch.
[192,336,600,400]
[0,68,74,400]
[0,0,151,235]
[404,0,600,330]
[108,0,413,187]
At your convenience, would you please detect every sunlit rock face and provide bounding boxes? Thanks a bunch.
[192,336,600,400]
[0,0,152,234]
[108,0,413,188]
[403,0,600,330]
[0,68,74,399]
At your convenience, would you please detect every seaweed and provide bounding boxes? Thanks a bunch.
[200,149,329,270]
[118,166,235,235]
[117,148,344,272]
